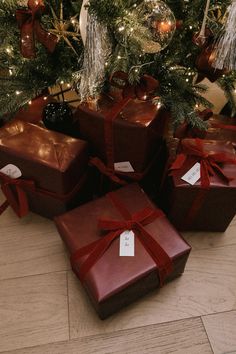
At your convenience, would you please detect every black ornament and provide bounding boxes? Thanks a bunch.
[42,102,74,135]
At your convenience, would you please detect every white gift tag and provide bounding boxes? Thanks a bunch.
[0,164,22,179]
[114,161,134,173]
[119,230,135,257]
[181,162,201,185]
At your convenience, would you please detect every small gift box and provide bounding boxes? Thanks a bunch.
[163,139,236,231]
[0,120,89,218]
[74,73,169,185]
[54,183,191,319]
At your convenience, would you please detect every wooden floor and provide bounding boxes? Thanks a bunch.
[1,194,236,354]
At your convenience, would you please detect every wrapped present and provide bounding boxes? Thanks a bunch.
[174,112,236,147]
[205,115,236,145]
[74,73,169,184]
[54,183,191,319]
[0,120,89,218]
[163,139,236,231]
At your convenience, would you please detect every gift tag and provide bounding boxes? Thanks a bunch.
[181,162,201,185]
[0,164,22,179]
[114,161,134,173]
[119,230,135,257]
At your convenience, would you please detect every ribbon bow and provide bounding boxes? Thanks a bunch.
[171,139,236,189]
[110,71,159,101]
[0,171,35,217]
[71,193,173,286]
[16,0,58,59]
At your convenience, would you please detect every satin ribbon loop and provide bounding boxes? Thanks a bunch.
[16,0,57,59]
[98,207,158,232]
[0,171,35,217]
[71,193,172,286]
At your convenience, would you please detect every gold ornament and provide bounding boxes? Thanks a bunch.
[49,1,80,56]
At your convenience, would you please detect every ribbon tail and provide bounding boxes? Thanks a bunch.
[170,154,187,173]
[90,157,127,185]
[0,200,9,215]
[1,184,29,218]
[211,162,234,184]
[15,186,29,217]
[20,20,36,59]
[200,160,211,189]
[35,21,58,53]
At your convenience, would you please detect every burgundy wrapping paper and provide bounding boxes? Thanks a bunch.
[205,115,236,145]
[0,120,89,218]
[75,95,169,174]
[164,140,236,231]
[55,184,191,319]
[174,114,236,145]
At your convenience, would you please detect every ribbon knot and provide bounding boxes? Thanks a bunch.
[0,171,35,217]
[16,0,58,59]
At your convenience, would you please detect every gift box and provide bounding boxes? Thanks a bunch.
[75,93,169,181]
[174,112,236,147]
[0,120,89,218]
[162,139,236,231]
[54,183,191,319]
[205,115,236,145]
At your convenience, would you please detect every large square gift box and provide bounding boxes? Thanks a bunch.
[55,183,191,319]
[0,120,89,218]
[163,138,236,231]
[75,77,169,184]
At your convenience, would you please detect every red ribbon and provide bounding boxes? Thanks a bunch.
[0,171,35,217]
[91,71,159,184]
[71,191,173,286]
[16,0,58,59]
[170,139,236,228]
[210,122,236,132]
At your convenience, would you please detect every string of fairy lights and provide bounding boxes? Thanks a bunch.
[1,0,235,113]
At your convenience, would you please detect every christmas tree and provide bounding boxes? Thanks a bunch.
[0,0,235,129]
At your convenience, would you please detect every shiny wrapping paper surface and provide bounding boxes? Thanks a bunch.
[75,96,169,173]
[0,120,88,194]
[55,184,191,318]
[166,140,236,231]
